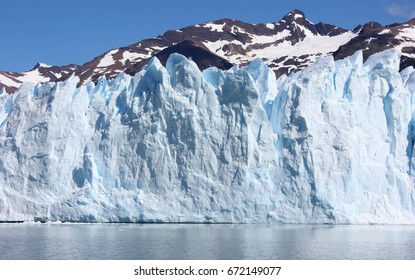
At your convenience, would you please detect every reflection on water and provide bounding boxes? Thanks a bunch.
[0,224,414,260]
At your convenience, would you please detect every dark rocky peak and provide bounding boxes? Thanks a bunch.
[29,62,78,75]
[315,22,348,36]
[277,9,349,38]
[209,18,258,32]
[126,39,233,76]
[272,10,315,43]
[355,22,384,35]
[158,29,186,44]
[154,39,234,71]
[387,17,415,27]
[208,18,281,41]
[211,18,240,26]
[25,62,79,83]
[281,9,306,22]
[156,19,253,46]
[169,39,210,52]
[352,24,363,33]
[29,62,51,71]
[406,18,415,25]
[280,9,313,30]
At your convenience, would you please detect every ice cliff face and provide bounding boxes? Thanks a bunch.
[0,50,414,223]
[269,49,415,223]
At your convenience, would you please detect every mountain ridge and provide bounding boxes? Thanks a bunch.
[1,9,415,92]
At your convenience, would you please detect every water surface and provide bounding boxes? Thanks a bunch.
[0,224,414,259]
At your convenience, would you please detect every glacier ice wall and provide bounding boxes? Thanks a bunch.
[269,49,415,223]
[0,50,414,223]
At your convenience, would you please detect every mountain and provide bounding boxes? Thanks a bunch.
[124,39,234,75]
[1,10,415,223]
[0,50,414,223]
[2,10,414,92]
[0,63,78,93]
[72,9,353,83]
[333,18,415,70]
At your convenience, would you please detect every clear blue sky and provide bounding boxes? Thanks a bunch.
[2,0,415,72]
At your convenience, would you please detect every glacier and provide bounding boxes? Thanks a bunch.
[0,50,414,224]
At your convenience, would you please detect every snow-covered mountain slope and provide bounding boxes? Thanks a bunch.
[200,10,355,76]
[58,9,356,84]
[334,18,415,69]
[2,10,414,93]
[0,63,78,93]
[68,9,353,85]
[0,50,414,223]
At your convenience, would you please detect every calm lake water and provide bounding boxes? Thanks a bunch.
[0,224,414,260]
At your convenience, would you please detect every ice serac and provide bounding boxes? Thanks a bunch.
[0,54,279,223]
[0,51,415,224]
[268,49,415,223]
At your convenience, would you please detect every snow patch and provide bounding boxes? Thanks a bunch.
[52,72,62,79]
[97,50,118,68]
[0,74,20,88]
[379,29,391,35]
[120,51,149,64]
[251,30,292,44]
[399,27,415,40]
[294,13,304,20]
[204,22,226,32]
[249,32,357,65]
[18,69,50,84]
